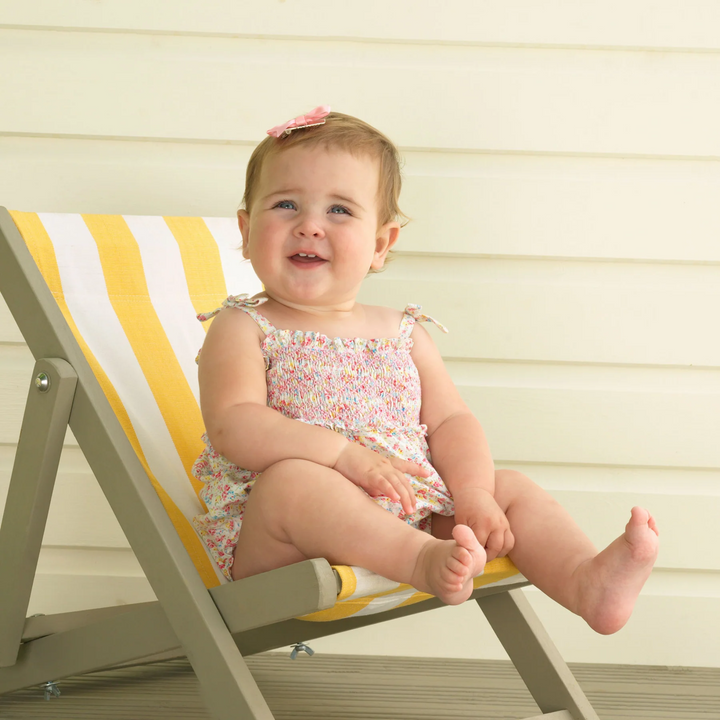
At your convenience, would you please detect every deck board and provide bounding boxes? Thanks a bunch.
[1,654,719,719]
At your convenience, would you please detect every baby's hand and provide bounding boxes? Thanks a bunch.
[333,443,429,516]
[452,488,514,562]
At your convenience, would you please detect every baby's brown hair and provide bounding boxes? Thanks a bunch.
[242,111,408,232]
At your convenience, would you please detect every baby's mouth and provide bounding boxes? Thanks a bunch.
[290,252,327,264]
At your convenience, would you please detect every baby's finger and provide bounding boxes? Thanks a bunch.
[502,529,515,557]
[389,458,431,478]
[484,529,505,562]
[398,470,419,512]
[471,524,490,551]
[387,472,417,515]
[368,475,407,512]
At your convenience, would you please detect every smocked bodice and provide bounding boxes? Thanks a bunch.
[197,294,448,436]
[262,330,421,433]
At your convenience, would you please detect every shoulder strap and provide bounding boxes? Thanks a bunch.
[398,304,449,338]
[197,293,277,335]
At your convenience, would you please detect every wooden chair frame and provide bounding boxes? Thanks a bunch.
[0,207,599,720]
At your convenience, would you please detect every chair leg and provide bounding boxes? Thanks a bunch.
[0,358,77,668]
[477,589,599,720]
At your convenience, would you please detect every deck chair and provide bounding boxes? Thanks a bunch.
[0,208,600,720]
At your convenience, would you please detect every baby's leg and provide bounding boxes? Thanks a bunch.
[232,459,486,605]
[493,470,659,635]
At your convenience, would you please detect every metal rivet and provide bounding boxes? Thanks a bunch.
[35,373,50,392]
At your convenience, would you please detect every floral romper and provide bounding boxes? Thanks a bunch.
[191,294,456,580]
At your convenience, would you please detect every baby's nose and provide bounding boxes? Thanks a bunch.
[295,216,325,238]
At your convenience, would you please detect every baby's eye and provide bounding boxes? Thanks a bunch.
[329,205,351,215]
[274,200,296,210]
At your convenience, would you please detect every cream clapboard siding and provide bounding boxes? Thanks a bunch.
[0,2,719,667]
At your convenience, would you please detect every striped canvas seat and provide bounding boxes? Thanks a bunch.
[9,211,523,621]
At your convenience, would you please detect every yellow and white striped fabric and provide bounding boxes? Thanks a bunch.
[10,211,523,619]
[299,557,523,621]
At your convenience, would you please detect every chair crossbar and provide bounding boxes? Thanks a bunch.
[20,558,337,647]
[0,603,176,695]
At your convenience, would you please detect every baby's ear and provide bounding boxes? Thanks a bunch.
[371,222,401,270]
[237,210,250,258]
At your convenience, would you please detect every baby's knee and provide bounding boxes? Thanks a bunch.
[252,458,338,505]
[250,459,305,504]
[263,458,311,477]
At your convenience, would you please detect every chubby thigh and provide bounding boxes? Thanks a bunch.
[230,458,443,582]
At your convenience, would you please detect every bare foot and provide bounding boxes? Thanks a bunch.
[410,524,487,605]
[575,507,659,635]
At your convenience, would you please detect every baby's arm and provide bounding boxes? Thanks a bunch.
[198,308,425,514]
[411,324,514,559]
[199,308,346,468]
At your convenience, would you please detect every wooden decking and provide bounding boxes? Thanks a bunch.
[1,654,719,719]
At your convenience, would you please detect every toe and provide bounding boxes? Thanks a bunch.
[648,513,659,536]
[446,552,470,577]
[629,506,649,526]
[452,524,480,550]
[441,567,465,589]
[451,544,472,567]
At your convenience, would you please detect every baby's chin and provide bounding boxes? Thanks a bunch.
[260,291,345,314]
[263,284,357,309]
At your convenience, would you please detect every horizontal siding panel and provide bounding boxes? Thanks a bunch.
[447,361,720,396]
[359,260,720,366]
[0,345,36,444]
[462,385,719,468]
[525,589,720,666]
[402,164,720,262]
[2,0,720,51]
[550,490,720,571]
[0,445,128,548]
[3,31,720,157]
[501,462,720,497]
[0,137,253,219]
[304,590,720,666]
[0,299,23,344]
[36,546,145,577]
[3,138,720,262]
[29,573,156,616]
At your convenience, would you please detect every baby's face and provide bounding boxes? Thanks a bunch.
[238,145,398,310]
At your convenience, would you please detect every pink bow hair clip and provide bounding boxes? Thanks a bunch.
[267,105,331,138]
